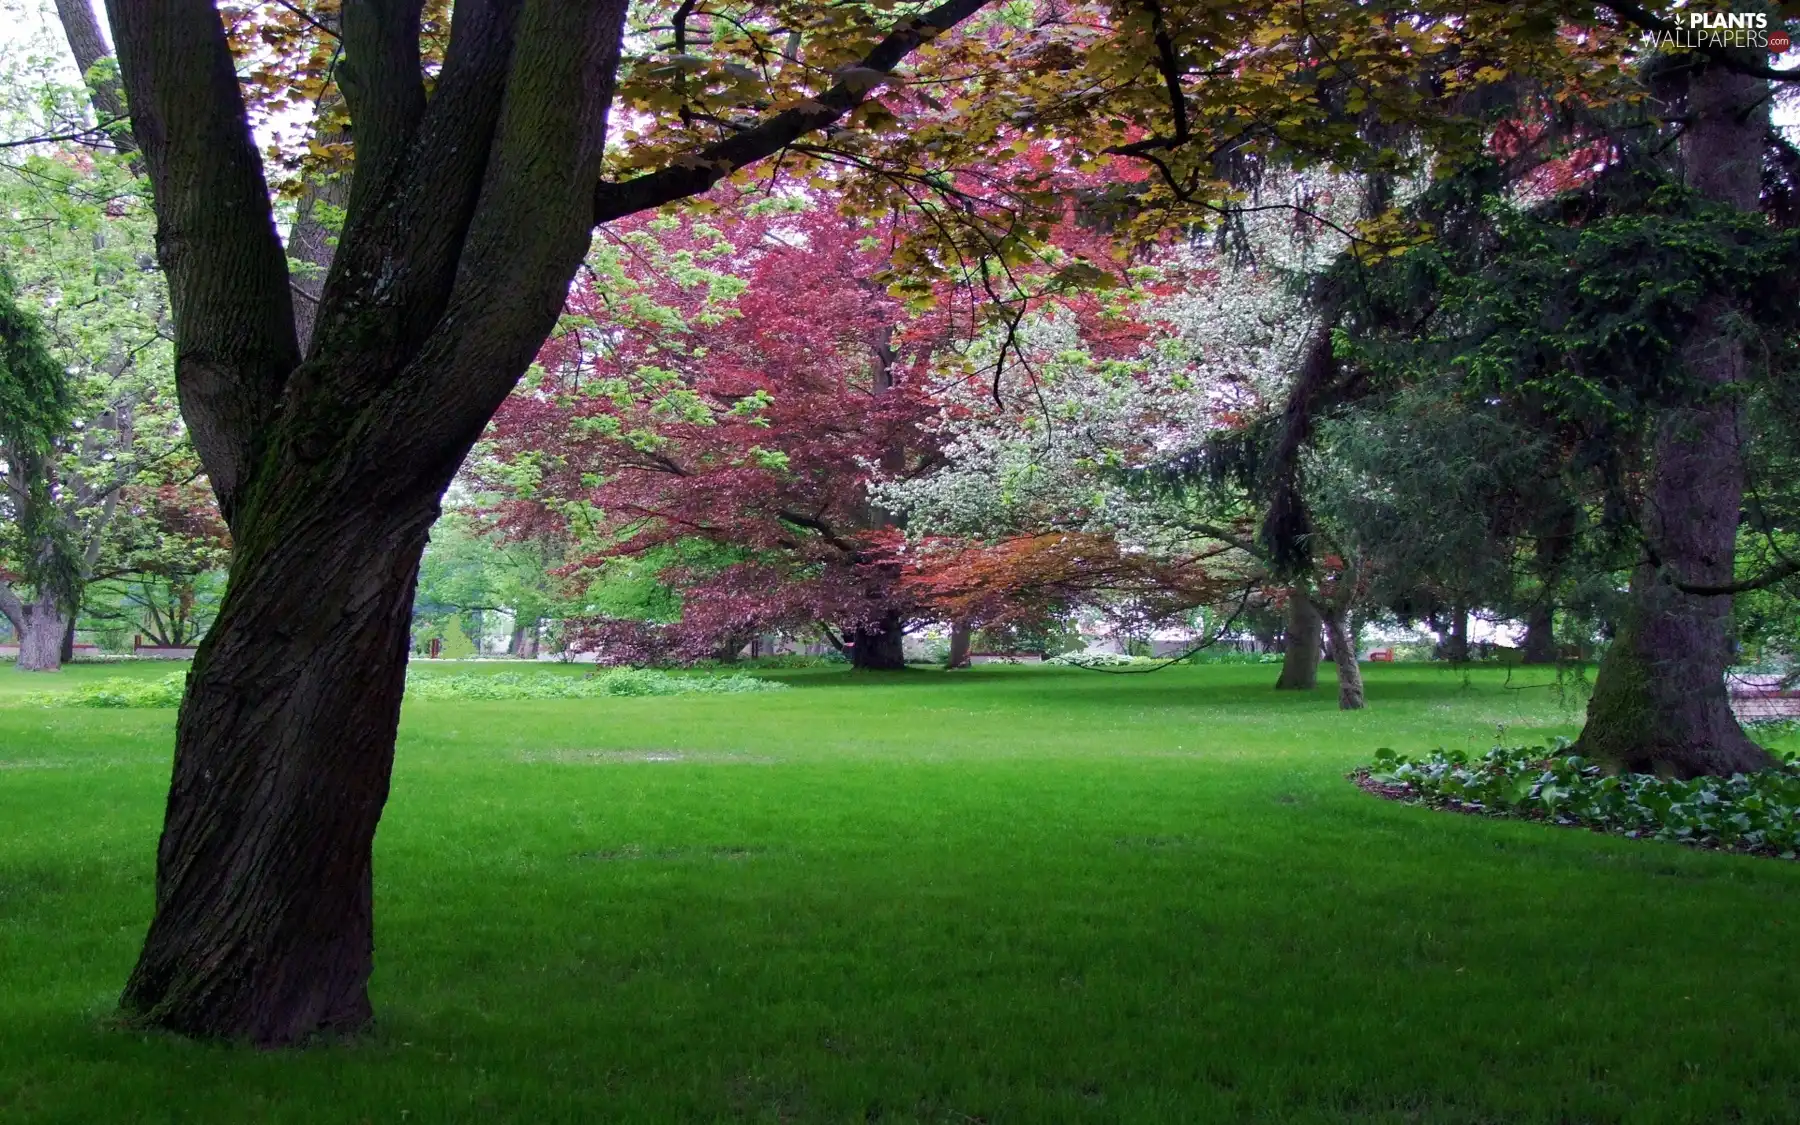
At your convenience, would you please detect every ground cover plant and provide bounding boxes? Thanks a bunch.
[1359,742,1800,858]
[3,661,1799,1123]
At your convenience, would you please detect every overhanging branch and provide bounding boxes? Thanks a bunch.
[593,0,995,224]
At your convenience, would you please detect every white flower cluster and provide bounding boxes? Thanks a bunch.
[877,171,1364,557]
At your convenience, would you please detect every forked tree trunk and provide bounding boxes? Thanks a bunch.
[1274,587,1321,690]
[97,0,984,1047]
[120,492,440,1041]
[1322,606,1365,711]
[12,588,68,672]
[946,620,972,669]
[1522,603,1556,665]
[849,610,906,670]
[1572,61,1773,779]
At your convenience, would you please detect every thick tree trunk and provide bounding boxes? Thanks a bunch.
[1322,607,1365,711]
[120,494,438,1043]
[1572,61,1773,778]
[946,620,972,669]
[97,0,980,1047]
[1274,587,1321,690]
[1522,603,1556,665]
[849,611,906,670]
[9,587,69,672]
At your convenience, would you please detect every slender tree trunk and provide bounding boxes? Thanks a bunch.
[946,620,972,669]
[1522,603,1556,665]
[52,0,135,157]
[120,492,439,1042]
[60,615,77,663]
[509,622,527,657]
[1322,606,1365,711]
[1274,587,1321,690]
[849,610,906,670]
[1573,60,1773,778]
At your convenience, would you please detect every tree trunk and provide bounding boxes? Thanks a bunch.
[849,610,906,670]
[1322,606,1365,711]
[1274,587,1321,690]
[120,494,439,1043]
[1572,60,1773,778]
[60,615,77,663]
[96,0,985,1047]
[509,622,527,657]
[9,587,68,672]
[52,0,134,156]
[1522,603,1556,665]
[946,620,972,669]
[1443,604,1470,664]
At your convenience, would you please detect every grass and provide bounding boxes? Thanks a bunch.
[2,660,1798,1124]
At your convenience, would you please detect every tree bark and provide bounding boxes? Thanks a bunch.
[3,585,69,672]
[1443,603,1470,664]
[52,0,135,156]
[946,620,972,669]
[60,615,77,663]
[1573,59,1773,778]
[849,610,906,670]
[120,492,439,1041]
[1322,606,1365,711]
[1274,586,1321,690]
[98,0,992,1045]
[1522,603,1556,665]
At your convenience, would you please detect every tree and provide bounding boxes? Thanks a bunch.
[483,194,945,669]
[0,266,74,667]
[1322,25,1800,773]
[0,22,179,670]
[93,0,1606,1041]
[99,0,1008,1043]
[1573,54,1781,776]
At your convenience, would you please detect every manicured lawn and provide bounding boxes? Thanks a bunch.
[1,661,1796,1124]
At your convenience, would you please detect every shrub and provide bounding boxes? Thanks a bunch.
[1359,741,1800,859]
[1046,650,1149,668]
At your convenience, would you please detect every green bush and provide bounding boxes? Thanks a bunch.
[1361,741,1800,859]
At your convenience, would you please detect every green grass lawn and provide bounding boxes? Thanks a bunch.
[1,661,1797,1124]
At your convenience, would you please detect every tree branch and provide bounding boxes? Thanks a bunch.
[102,0,301,526]
[1672,556,1800,596]
[592,0,995,225]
